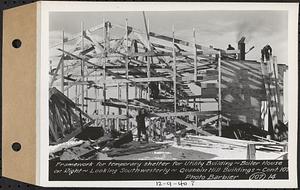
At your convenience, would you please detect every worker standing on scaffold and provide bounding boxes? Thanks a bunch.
[261,44,272,62]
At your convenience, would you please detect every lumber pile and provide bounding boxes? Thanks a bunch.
[49,87,94,145]
[49,136,113,160]
[182,135,245,150]
[49,130,168,160]
[105,141,168,157]
[182,135,288,160]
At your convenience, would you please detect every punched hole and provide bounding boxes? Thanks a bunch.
[12,39,22,48]
[12,142,21,152]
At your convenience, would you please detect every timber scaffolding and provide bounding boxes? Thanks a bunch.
[49,16,288,159]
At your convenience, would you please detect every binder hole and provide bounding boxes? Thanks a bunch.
[12,142,21,152]
[12,39,22,48]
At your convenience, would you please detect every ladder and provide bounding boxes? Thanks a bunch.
[260,56,281,129]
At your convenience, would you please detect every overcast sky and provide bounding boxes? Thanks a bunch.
[50,11,288,63]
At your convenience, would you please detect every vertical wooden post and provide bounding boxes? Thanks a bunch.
[142,12,152,101]
[81,22,85,112]
[94,71,98,113]
[103,18,107,128]
[260,58,272,132]
[147,19,151,101]
[135,85,137,99]
[86,86,89,114]
[147,60,150,100]
[66,65,69,97]
[117,83,121,131]
[267,58,278,128]
[125,19,129,131]
[139,87,142,99]
[273,56,282,121]
[247,144,256,160]
[283,144,288,160]
[159,119,163,142]
[194,98,198,135]
[75,85,78,104]
[193,28,198,133]
[283,68,288,122]
[218,51,222,137]
[193,28,197,82]
[172,25,180,145]
[61,30,65,94]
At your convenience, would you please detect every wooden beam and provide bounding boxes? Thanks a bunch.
[81,22,85,112]
[247,144,256,160]
[63,77,171,87]
[139,14,157,100]
[103,19,107,125]
[61,31,65,93]
[218,51,222,137]
[149,31,219,55]
[117,83,121,131]
[97,77,171,85]
[126,51,216,57]
[94,70,98,113]
[272,56,282,121]
[84,28,104,53]
[50,23,104,49]
[125,18,129,131]
[50,56,63,88]
[56,48,131,81]
[172,26,177,114]
[174,117,213,136]
[201,115,231,126]
[150,110,218,118]
[91,114,128,120]
[224,50,240,54]
[193,28,197,82]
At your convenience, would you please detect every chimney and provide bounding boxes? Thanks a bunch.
[238,37,246,60]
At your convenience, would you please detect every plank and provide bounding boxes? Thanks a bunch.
[91,114,128,120]
[174,117,213,136]
[50,23,104,48]
[68,77,172,86]
[150,111,218,118]
[149,31,218,54]
[57,48,130,81]
[106,142,166,157]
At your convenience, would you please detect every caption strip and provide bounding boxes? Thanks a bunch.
[49,160,288,181]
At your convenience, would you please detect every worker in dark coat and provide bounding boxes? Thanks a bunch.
[227,44,235,50]
[136,109,148,142]
[261,44,272,62]
[226,44,237,59]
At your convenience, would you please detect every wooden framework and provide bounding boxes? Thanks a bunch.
[49,17,228,140]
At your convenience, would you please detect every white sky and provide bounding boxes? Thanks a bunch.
[50,11,288,64]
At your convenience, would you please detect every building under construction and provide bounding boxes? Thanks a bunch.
[48,17,288,161]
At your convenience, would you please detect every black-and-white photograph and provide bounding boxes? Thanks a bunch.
[48,10,289,162]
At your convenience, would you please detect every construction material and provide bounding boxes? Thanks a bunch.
[174,117,212,136]
[105,141,168,157]
[49,87,94,145]
[48,17,288,161]
[50,19,225,139]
